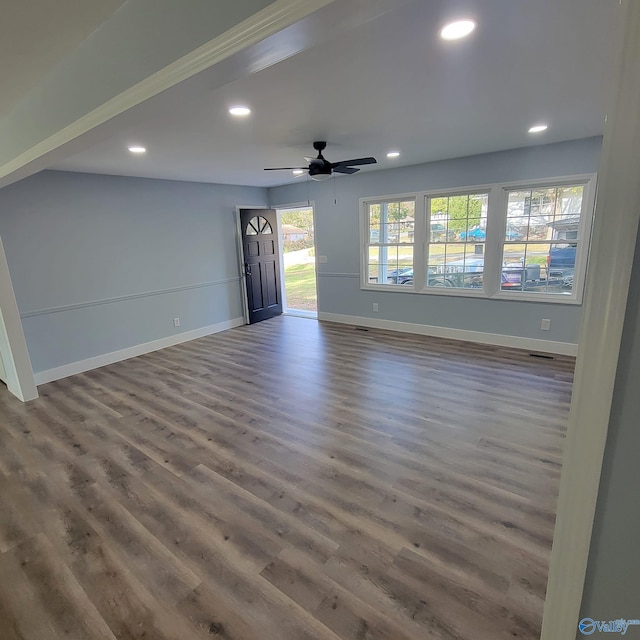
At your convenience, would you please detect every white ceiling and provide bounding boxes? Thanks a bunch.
[0,0,125,117]
[50,0,619,187]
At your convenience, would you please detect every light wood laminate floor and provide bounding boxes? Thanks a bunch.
[0,316,574,640]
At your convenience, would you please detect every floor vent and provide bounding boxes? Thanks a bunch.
[355,327,370,331]
[529,353,554,359]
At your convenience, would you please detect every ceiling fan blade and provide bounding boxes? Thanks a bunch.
[332,157,377,168]
[333,166,359,175]
[304,156,316,163]
[264,167,308,171]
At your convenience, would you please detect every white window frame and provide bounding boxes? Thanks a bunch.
[359,173,596,305]
[494,175,597,303]
[422,188,494,297]
[360,194,418,289]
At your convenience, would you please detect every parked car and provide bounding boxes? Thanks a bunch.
[427,257,543,290]
[386,267,414,284]
[458,226,486,241]
[427,257,485,287]
[429,223,456,242]
[547,245,576,286]
[385,256,548,289]
[369,229,398,243]
[458,226,523,241]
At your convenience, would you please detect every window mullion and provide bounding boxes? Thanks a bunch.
[380,202,389,284]
[413,195,427,290]
[484,186,506,297]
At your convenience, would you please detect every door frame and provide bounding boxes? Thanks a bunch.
[274,201,318,317]
[541,1,640,637]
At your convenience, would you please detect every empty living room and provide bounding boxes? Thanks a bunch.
[0,1,639,639]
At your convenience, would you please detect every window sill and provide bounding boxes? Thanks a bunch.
[360,283,583,304]
[361,283,487,298]
[492,290,582,305]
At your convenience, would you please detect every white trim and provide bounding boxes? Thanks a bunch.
[497,177,597,305]
[20,277,241,318]
[271,199,317,210]
[275,210,288,312]
[318,311,577,356]
[541,1,640,637]
[358,174,595,205]
[0,236,38,401]
[33,317,245,386]
[285,310,317,319]
[0,0,336,184]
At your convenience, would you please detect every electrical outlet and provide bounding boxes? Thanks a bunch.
[318,255,328,264]
[541,318,551,331]
[173,317,181,327]
[373,303,379,312]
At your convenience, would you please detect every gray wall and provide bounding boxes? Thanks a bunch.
[0,170,267,373]
[269,137,602,345]
[579,225,640,635]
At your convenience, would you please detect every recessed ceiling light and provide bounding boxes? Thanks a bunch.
[229,106,251,116]
[292,169,304,175]
[386,151,400,158]
[440,20,476,40]
[528,124,548,133]
[128,145,146,154]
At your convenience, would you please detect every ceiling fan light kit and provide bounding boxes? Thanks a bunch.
[264,141,377,180]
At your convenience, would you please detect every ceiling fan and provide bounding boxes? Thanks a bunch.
[264,141,377,181]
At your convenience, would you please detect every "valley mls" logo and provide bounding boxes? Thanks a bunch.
[579,618,640,635]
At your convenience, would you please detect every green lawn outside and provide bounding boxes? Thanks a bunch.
[284,262,317,311]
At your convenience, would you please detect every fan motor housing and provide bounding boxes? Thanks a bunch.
[308,159,331,178]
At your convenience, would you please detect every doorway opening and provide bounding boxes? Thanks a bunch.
[278,206,317,317]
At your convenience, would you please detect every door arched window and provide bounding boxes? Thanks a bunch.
[246,216,273,236]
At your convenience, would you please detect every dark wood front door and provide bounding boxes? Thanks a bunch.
[240,209,282,324]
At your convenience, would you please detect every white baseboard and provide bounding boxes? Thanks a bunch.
[34,317,245,385]
[318,312,578,356]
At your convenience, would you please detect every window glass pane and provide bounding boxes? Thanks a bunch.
[366,199,415,286]
[526,217,550,241]
[258,216,273,234]
[367,246,382,284]
[381,223,397,243]
[507,192,528,219]
[247,216,273,235]
[427,192,488,290]
[384,200,415,244]
[501,185,584,296]
[367,245,414,285]
[528,189,554,216]
[428,244,485,288]
[368,262,383,284]
[505,223,525,242]
[387,248,414,285]
[369,203,381,224]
